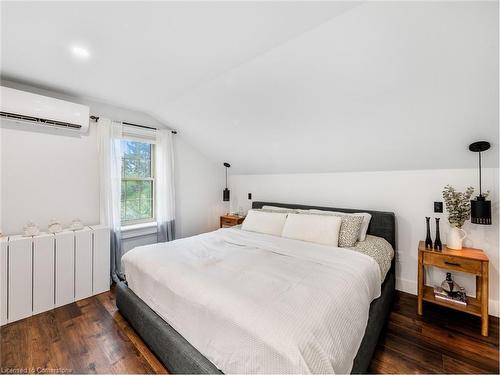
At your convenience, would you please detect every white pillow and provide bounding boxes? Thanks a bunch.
[282,213,342,247]
[241,210,288,236]
[306,209,372,241]
[354,213,372,241]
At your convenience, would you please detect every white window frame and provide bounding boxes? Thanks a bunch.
[120,140,156,226]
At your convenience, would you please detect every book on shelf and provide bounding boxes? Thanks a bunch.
[433,286,467,306]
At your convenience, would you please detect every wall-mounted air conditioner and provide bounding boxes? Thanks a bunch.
[0,86,90,134]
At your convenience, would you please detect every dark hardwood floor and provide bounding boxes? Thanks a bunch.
[1,290,167,374]
[369,293,499,374]
[1,289,498,374]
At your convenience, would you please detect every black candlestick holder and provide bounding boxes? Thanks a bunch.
[425,217,433,249]
[434,217,442,250]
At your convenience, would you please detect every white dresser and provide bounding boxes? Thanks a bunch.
[0,225,110,325]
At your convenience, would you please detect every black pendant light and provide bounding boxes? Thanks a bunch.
[469,141,491,225]
[223,162,230,202]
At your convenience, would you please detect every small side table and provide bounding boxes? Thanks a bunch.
[417,241,489,336]
[220,215,245,228]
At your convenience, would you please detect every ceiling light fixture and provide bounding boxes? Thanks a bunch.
[71,45,90,59]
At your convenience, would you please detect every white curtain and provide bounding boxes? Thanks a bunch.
[155,129,176,242]
[97,118,123,281]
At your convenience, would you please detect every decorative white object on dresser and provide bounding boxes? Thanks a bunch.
[0,225,110,325]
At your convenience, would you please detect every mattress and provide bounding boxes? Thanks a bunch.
[122,227,385,374]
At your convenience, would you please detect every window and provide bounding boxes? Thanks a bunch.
[121,140,155,224]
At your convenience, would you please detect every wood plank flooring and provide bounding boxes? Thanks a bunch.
[1,289,498,374]
[369,292,499,373]
[1,289,167,374]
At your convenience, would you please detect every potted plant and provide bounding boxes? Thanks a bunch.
[442,185,474,249]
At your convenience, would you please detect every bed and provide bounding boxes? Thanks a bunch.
[116,201,396,374]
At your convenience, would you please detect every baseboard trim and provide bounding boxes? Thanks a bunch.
[395,277,417,295]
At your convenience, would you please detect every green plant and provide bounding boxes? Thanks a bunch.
[442,185,474,228]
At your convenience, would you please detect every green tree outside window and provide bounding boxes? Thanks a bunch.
[121,140,154,224]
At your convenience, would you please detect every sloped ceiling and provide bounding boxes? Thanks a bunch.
[1,1,359,113]
[1,1,498,174]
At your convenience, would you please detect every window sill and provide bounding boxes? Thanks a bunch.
[121,221,157,239]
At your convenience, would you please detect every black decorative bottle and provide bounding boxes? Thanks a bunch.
[434,217,442,250]
[425,217,433,249]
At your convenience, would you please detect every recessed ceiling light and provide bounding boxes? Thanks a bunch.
[71,45,90,59]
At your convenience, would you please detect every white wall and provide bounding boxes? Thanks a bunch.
[0,125,3,235]
[230,168,499,316]
[1,120,100,233]
[0,81,225,242]
[175,137,227,238]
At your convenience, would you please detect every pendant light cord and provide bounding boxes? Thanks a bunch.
[479,151,482,196]
[225,166,228,189]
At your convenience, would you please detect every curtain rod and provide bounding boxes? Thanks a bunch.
[89,115,177,134]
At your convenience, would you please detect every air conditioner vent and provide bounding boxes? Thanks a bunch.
[0,86,90,134]
[0,111,83,130]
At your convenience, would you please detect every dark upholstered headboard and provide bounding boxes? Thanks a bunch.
[251,201,396,250]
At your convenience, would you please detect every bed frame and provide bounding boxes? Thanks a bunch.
[116,201,396,374]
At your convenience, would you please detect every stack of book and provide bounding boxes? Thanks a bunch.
[433,286,467,306]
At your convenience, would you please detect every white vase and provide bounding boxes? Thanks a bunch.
[23,220,40,237]
[447,226,467,250]
[48,219,63,234]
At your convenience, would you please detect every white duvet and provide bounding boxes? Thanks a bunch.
[122,227,382,374]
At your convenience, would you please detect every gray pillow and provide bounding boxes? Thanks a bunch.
[261,205,298,214]
[337,215,364,247]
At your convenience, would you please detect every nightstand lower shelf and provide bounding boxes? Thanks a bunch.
[422,286,481,317]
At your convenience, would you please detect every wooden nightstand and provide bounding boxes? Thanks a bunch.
[417,240,489,336]
[220,214,245,228]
